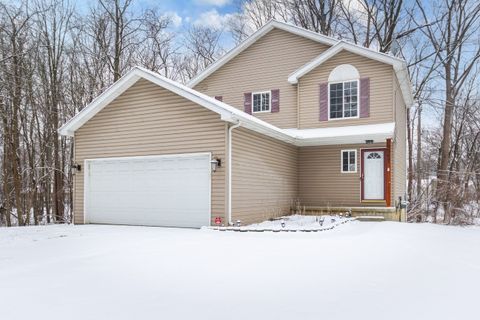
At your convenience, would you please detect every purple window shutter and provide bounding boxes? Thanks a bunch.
[360,77,370,118]
[271,89,280,113]
[214,96,223,102]
[319,83,328,121]
[244,92,252,114]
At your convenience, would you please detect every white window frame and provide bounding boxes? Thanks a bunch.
[328,79,360,121]
[252,91,271,113]
[341,149,357,173]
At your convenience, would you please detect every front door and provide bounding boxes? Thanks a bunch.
[362,150,385,200]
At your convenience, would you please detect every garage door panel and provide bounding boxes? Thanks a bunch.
[85,153,211,228]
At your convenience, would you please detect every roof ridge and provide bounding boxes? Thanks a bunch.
[187,19,408,90]
[268,20,405,62]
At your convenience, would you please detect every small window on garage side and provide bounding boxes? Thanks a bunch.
[252,91,270,113]
[341,150,357,173]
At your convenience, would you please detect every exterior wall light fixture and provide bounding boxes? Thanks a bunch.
[72,163,81,175]
[210,157,221,172]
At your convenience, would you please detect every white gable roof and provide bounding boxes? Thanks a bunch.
[187,19,413,108]
[288,41,413,107]
[187,20,338,88]
[58,67,295,143]
[59,66,394,146]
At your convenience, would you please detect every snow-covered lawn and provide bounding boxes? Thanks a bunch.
[1,222,479,320]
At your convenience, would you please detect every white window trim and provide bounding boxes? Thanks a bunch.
[328,79,360,121]
[252,90,271,113]
[341,149,357,173]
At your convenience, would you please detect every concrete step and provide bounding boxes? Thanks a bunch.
[304,206,395,214]
[300,206,400,222]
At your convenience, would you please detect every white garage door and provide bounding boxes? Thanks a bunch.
[85,153,211,228]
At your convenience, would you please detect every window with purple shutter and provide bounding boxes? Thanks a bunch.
[244,92,252,114]
[271,89,280,113]
[319,83,328,121]
[360,78,370,118]
[214,96,223,102]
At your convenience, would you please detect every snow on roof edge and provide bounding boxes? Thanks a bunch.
[284,122,395,139]
[58,67,296,144]
[59,67,396,147]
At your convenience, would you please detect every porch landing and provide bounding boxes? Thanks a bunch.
[303,206,404,222]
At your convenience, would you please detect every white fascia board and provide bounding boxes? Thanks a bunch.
[270,20,338,45]
[186,23,275,89]
[58,67,240,137]
[288,43,344,84]
[295,132,393,146]
[187,20,338,88]
[136,67,235,120]
[394,66,414,108]
[343,42,406,65]
[344,44,413,107]
[228,114,296,145]
[289,41,404,84]
[288,41,414,107]
[285,122,395,146]
[58,65,294,142]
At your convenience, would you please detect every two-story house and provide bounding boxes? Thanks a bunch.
[59,20,412,228]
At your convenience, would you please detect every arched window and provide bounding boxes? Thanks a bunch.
[367,152,382,159]
[328,64,360,120]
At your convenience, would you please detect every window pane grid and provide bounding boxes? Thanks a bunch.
[253,92,270,112]
[330,83,343,119]
[262,93,269,111]
[329,81,358,119]
[342,150,356,172]
[253,94,261,112]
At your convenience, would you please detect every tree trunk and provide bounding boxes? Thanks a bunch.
[407,107,413,201]
[10,37,24,226]
[416,105,422,198]
[438,63,454,223]
[2,116,12,227]
[113,1,121,81]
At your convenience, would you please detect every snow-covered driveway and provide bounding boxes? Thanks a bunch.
[0,222,479,320]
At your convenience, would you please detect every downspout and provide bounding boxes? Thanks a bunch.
[227,121,241,226]
[297,81,300,128]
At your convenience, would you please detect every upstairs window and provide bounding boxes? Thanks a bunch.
[341,150,357,173]
[252,91,270,113]
[329,80,358,119]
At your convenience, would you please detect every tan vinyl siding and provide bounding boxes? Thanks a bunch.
[298,143,387,207]
[194,28,330,129]
[298,50,394,129]
[393,76,407,203]
[231,127,298,224]
[73,79,227,225]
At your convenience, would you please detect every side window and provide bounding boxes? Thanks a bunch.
[252,91,270,113]
[341,150,357,173]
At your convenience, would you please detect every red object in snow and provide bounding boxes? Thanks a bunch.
[214,217,222,225]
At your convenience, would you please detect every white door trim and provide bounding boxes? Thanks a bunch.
[360,147,386,202]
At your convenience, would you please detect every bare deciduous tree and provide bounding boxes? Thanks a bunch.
[416,0,480,223]
[289,0,340,36]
